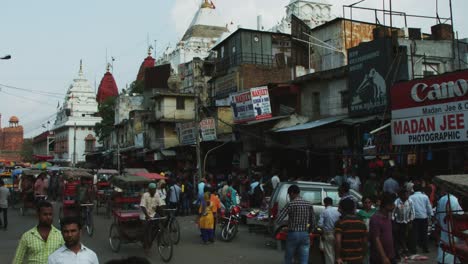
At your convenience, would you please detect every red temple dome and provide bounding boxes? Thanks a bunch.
[96,65,119,104]
[136,47,155,82]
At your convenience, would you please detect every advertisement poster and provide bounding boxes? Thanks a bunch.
[250,86,273,120]
[348,38,407,116]
[230,86,272,124]
[230,90,255,123]
[200,118,217,141]
[391,70,468,145]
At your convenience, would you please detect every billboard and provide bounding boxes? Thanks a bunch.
[391,70,468,145]
[230,86,272,124]
[176,121,197,146]
[348,38,393,116]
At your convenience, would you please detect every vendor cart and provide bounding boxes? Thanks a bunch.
[433,174,468,264]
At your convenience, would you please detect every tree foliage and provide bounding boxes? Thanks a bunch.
[128,80,144,94]
[95,96,116,144]
[20,138,34,162]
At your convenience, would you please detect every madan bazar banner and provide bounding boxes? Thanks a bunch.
[391,70,468,145]
[230,86,272,124]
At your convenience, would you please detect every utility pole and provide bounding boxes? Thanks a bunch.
[73,122,77,167]
[117,129,121,173]
[195,86,203,189]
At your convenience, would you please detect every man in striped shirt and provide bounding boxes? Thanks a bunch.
[276,184,315,264]
[13,201,64,264]
[335,198,368,264]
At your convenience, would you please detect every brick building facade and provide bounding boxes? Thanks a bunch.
[0,114,24,161]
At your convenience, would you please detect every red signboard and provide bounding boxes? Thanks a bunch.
[391,70,468,145]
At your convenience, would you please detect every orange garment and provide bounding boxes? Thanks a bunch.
[210,194,221,214]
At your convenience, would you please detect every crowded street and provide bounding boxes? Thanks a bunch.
[0,201,285,263]
[2,0,468,264]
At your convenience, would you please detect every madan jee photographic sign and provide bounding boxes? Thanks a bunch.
[391,70,468,145]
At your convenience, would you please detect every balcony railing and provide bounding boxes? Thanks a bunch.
[214,52,275,74]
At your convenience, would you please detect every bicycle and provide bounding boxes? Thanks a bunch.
[163,208,181,245]
[80,203,94,237]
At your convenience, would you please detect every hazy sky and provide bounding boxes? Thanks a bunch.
[1,0,466,137]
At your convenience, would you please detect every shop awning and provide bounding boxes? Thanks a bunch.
[242,115,289,125]
[274,115,347,132]
[341,115,382,125]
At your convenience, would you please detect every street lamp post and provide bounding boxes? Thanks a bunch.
[1,55,11,60]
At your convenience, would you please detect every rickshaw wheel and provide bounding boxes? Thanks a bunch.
[109,223,121,252]
[85,212,94,237]
[169,218,181,245]
[157,228,173,262]
[95,201,99,215]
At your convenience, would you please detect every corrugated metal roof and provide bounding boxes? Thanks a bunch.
[273,115,347,132]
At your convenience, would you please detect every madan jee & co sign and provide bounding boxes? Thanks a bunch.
[391,70,468,145]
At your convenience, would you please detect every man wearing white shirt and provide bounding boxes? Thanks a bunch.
[318,197,341,264]
[409,184,433,254]
[346,171,361,192]
[48,217,99,264]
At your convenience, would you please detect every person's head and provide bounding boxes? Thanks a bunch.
[323,197,333,207]
[398,189,409,201]
[361,196,373,210]
[60,217,82,248]
[148,182,157,195]
[380,192,396,213]
[413,184,423,193]
[158,180,166,189]
[38,172,46,179]
[0,179,4,186]
[339,198,355,215]
[338,182,350,197]
[37,200,53,227]
[227,179,232,186]
[287,184,300,200]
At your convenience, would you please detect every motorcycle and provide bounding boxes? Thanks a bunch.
[220,205,241,241]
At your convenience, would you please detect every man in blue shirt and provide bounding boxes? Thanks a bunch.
[409,184,432,253]
[318,197,340,264]
[383,174,399,195]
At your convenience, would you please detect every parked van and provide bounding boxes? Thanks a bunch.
[268,181,362,234]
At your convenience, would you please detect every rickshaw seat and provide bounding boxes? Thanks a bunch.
[63,200,75,206]
[113,209,140,221]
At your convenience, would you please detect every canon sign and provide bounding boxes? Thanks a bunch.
[411,79,468,102]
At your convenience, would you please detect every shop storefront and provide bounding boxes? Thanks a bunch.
[391,69,468,174]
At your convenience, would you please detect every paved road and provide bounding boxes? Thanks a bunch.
[0,202,440,264]
[1,202,283,264]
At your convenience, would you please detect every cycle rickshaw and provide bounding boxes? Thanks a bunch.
[59,169,95,236]
[108,174,173,262]
[94,169,119,216]
[433,174,468,264]
[18,169,44,215]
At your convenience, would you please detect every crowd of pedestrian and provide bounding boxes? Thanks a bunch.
[275,167,467,264]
